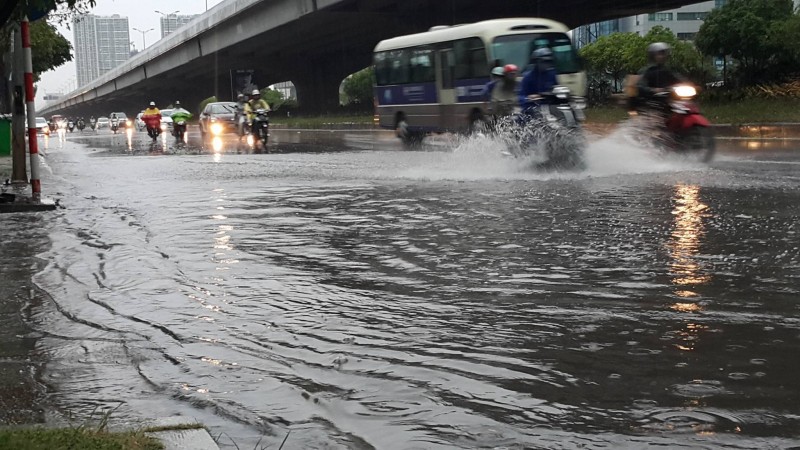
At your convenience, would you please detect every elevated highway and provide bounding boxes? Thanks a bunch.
[42,0,702,117]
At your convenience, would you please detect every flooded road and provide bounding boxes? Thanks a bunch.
[13,127,800,448]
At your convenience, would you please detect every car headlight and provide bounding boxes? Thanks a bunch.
[210,123,224,135]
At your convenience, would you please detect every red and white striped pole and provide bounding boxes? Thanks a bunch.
[21,17,41,201]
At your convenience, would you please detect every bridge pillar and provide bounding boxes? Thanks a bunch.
[292,67,346,115]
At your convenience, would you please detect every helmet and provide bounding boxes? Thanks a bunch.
[237,93,245,100]
[174,100,181,106]
[149,101,155,106]
[491,66,505,77]
[647,42,671,62]
[251,89,260,97]
[503,64,518,74]
[531,47,554,63]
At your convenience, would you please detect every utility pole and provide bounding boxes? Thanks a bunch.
[11,24,27,184]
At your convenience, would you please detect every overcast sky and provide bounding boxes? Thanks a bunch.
[36,0,226,105]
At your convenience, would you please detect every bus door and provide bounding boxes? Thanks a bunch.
[436,49,456,129]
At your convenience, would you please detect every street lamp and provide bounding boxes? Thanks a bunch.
[132,27,154,49]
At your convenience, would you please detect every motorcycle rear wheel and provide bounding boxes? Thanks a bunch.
[684,126,716,163]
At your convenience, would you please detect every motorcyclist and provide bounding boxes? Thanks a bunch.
[89,115,96,128]
[635,42,685,114]
[518,47,558,115]
[234,93,247,136]
[481,66,505,101]
[244,89,270,137]
[142,101,162,141]
[490,64,519,118]
[170,101,192,141]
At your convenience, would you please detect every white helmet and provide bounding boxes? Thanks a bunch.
[491,66,505,77]
[149,101,155,106]
[251,89,260,96]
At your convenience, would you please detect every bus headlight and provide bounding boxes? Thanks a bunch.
[210,123,224,135]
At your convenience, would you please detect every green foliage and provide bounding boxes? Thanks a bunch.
[0,427,163,450]
[579,26,712,103]
[341,67,374,105]
[197,96,217,115]
[259,88,284,110]
[29,19,71,81]
[696,0,798,86]
[579,32,642,87]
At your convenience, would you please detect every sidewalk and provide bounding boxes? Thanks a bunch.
[0,155,57,213]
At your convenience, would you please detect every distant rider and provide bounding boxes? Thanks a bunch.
[635,42,685,115]
[142,101,162,141]
[244,89,270,137]
[234,93,247,136]
[491,64,519,118]
[518,48,558,115]
[481,66,505,101]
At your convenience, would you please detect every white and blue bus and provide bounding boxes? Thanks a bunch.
[373,18,586,145]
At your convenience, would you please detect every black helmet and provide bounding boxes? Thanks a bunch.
[647,42,671,63]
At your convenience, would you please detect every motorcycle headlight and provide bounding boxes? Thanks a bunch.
[126,120,132,127]
[210,123,224,135]
[160,123,167,131]
[673,85,697,99]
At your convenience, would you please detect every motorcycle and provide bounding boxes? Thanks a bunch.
[67,120,75,133]
[89,119,97,131]
[172,120,187,143]
[77,118,85,132]
[498,86,586,171]
[635,84,715,162]
[248,109,270,152]
[111,118,119,134]
[142,115,161,142]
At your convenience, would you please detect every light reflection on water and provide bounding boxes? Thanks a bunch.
[668,184,711,291]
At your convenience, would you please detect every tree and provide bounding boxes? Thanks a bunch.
[341,67,374,105]
[696,0,796,86]
[260,87,284,110]
[579,32,642,90]
[29,20,71,81]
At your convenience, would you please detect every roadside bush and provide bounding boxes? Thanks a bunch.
[197,96,217,115]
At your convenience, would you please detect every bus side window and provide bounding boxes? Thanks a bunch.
[454,37,487,79]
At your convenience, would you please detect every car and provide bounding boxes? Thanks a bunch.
[160,109,174,133]
[135,111,145,131]
[110,112,130,128]
[199,102,238,138]
[96,116,109,128]
[34,117,50,135]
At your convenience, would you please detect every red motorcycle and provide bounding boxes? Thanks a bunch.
[638,84,715,162]
[142,113,162,142]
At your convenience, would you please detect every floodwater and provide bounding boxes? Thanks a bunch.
[7,126,800,449]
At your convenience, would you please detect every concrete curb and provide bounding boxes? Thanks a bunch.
[143,418,220,450]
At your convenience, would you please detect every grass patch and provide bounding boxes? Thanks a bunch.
[585,97,800,126]
[0,427,163,450]
[701,97,800,124]
[270,114,375,128]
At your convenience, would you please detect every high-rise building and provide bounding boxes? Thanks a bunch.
[160,14,197,38]
[572,1,725,47]
[619,1,717,41]
[73,14,131,87]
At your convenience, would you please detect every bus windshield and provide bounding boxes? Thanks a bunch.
[492,33,581,74]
